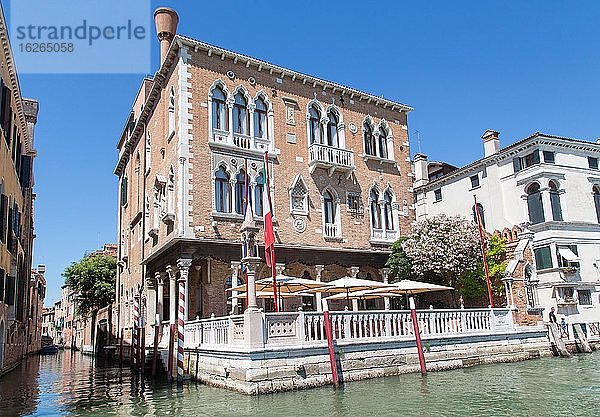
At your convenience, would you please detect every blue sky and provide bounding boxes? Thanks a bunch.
[12,0,600,304]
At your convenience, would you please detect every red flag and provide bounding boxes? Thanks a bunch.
[263,152,278,311]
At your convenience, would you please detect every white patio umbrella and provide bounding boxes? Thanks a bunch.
[305,276,395,309]
[325,289,404,301]
[228,274,296,293]
[370,279,453,295]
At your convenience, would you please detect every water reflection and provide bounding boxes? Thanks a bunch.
[0,351,598,416]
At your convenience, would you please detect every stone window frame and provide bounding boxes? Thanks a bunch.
[252,91,275,147]
[208,79,231,139]
[324,104,346,149]
[289,174,309,216]
[306,100,325,146]
[321,186,342,240]
[368,184,399,240]
[167,86,176,142]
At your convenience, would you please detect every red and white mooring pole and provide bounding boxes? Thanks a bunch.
[409,296,427,375]
[176,275,186,383]
[132,295,140,369]
[322,299,340,387]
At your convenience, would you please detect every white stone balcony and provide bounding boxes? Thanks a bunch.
[308,143,355,177]
[323,222,340,240]
[370,228,398,244]
[210,129,272,154]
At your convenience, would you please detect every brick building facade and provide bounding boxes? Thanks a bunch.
[0,3,39,376]
[114,8,414,339]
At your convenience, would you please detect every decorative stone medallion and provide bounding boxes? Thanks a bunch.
[348,122,358,134]
[293,217,306,233]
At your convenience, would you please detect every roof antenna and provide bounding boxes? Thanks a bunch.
[414,129,422,153]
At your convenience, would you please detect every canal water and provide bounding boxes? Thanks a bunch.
[0,351,598,416]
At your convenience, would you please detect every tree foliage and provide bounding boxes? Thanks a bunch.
[63,254,117,316]
[458,235,507,305]
[401,215,481,288]
[386,237,413,283]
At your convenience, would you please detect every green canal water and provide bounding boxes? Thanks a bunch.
[0,351,598,416]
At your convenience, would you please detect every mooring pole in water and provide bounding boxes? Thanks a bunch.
[409,296,427,375]
[118,328,124,366]
[140,318,146,373]
[322,299,339,387]
[152,314,160,377]
[176,272,186,384]
[167,323,175,382]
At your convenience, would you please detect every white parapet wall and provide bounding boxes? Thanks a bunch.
[177,309,570,394]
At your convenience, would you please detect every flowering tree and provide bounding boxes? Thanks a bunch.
[401,215,481,290]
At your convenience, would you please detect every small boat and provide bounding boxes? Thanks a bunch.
[40,335,59,355]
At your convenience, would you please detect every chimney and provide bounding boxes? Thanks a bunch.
[482,129,500,157]
[154,7,179,65]
[37,264,46,275]
[413,153,429,188]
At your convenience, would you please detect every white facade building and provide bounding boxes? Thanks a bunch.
[414,130,600,328]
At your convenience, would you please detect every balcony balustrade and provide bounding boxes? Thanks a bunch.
[308,143,355,177]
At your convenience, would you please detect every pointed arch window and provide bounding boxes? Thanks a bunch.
[254,171,265,216]
[168,87,175,138]
[290,176,308,215]
[145,133,151,175]
[309,105,322,145]
[384,191,394,231]
[370,189,382,229]
[364,122,376,156]
[323,191,336,225]
[215,166,231,213]
[235,170,246,215]
[378,126,388,159]
[254,97,268,139]
[594,186,600,223]
[233,92,249,135]
[549,181,563,221]
[472,203,485,228]
[527,183,544,224]
[326,110,339,147]
[212,86,228,130]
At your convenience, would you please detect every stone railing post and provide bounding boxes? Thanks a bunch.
[315,265,324,312]
[297,307,306,343]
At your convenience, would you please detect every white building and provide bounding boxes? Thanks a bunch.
[414,130,600,329]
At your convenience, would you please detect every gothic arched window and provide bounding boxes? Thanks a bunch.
[378,126,388,159]
[326,110,339,147]
[215,166,231,213]
[549,180,563,221]
[254,171,265,217]
[309,105,322,145]
[235,170,246,215]
[472,203,485,228]
[364,122,376,156]
[527,183,544,224]
[254,97,268,139]
[233,91,249,135]
[323,191,335,225]
[370,189,381,229]
[212,86,227,130]
[384,191,394,231]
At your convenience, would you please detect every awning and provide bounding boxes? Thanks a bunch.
[558,248,580,262]
[514,239,528,254]
[505,259,519,275]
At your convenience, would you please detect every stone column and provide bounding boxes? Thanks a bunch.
[227,99,234,145]
[155,272,165,325]
[350,266,360,311]
[177,259,192,321]
[145,274,157,335]
[275,263,286,310]
[382,268,391,311]
[230,261,241,315]
[248,103,255,148]
[520,194,530,224]
[166,265,176,325]
[541,187,552,223]
[315,265,324,312]
[243,258,261,311]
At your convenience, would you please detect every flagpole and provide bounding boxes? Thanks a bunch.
[244,159,249,311]
[264,151,279,312]
[474,195,494,308]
